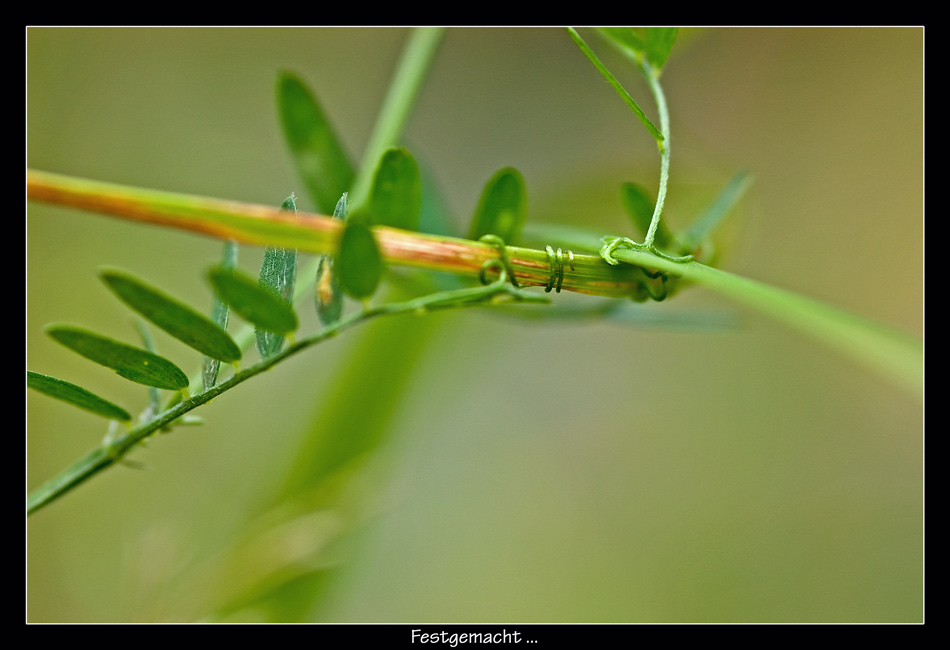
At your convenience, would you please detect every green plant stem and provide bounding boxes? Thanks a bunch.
[643,62,670,248]
[188,27,444,396]
[30,29,458,516]
[27,169,654,298]
[567,27,686,262]
[564,27,664,147]
[347,27,443,210]
[26,168,924,400]
[609,247,923,401]
[26,276,541,515]
[293,25,442,309]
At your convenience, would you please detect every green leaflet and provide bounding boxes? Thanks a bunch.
[277,72,355,215]
[46,325,189,391]
[351,147,421,231]
[565,27,664,148]
[204,240,238,390]
[597,27,643,54]
[132,319,163,416]
[27,370,132,422]
[642,27,678,72]
[679,170,752,254]
[316,194,347,325]
[256,194,299,358]
[335,148,418,302]
[208,266,298,336]
[467,167,527,244]
[100,267,241,364]
[337,221,383,300]
[596,27,679,74]
[620,182,673,251]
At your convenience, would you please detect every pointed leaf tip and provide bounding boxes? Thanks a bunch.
[208,266,298,336]
[277,72,355,214]
[256,195,300,357]
[596,27,679,73]
[45,324,189,391]
[644,27,678,71]
[280,193,298,212]
[27,370,132,421]
[204,240,238,390]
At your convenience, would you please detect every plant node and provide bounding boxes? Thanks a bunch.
[599,236,693,265]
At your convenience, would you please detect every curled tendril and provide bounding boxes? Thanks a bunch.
[599,237,676,302]
[642,268,668,301]
[478,234,520,287]
[478,258,510,286]
[599,236,693,265]
[544,245,575,293]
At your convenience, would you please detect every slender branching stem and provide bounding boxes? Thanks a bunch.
[26,272,544,515]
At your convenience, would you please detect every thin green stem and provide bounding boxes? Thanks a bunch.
[566,27,687,263]
[183,28,445,398]
[643,61,670,249]
[27,273,542,515]
[608,247,923,401]
[564,27,664,148]
[348,27,444,210]
[296,28,443,296]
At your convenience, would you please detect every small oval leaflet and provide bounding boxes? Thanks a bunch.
[467,167,527,244]
[204,240,238,390]
[46,324,190,391]
[277,72,355,214]
[27,370,132,422]
[337,221,383,300]
[208,266,298,336]
[361,147,421,232]
[100,267,242,364]
[256,194,299,358]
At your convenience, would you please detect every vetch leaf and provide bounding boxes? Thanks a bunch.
[597,27,644,54]
[204,240,238,390]
[316,193,347,325]
[565,27,664,148]
[351,147,421,231]
[643,27,678,72]
[27,370,132,422]
[417,163,458,238]
[100,267,242,363]
[46,325,189,391]
[132,319,163,415]
[256,194,299,358]
[277,72,355,214]
[596,27,678,74]
[467,167,527,243]
[208,266,298,336]
[337,221,383,300]
[679,170,752,253]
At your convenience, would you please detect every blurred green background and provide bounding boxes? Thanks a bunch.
[27,27,922,623]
